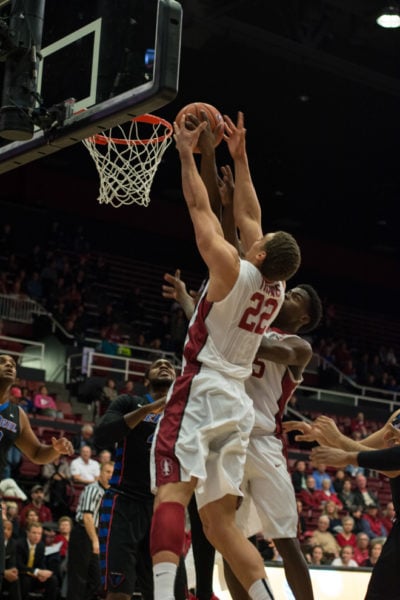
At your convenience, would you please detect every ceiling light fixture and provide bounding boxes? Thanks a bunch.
[376,4,400,28]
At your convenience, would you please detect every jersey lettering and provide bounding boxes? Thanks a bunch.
[143,413,162,424]
[0,416,17,432]
[252,357,265,379]
[238,293,279,334]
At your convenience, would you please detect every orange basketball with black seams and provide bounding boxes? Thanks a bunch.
[175,102,224,153]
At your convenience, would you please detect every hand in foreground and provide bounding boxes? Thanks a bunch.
[185,110,223,154]
[173,117,207,154]
[383,426,400,448]
[162,269,188,303]
[282,420,313,439]
[282,416,342,447]
[306,415,342,446]
[311,446,353,469]
[162,269,197,318]
[223,111,246,161]
[52,436,74,456]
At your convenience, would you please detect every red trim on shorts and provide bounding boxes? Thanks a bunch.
[154,368,200,486]
[154,294,213,487]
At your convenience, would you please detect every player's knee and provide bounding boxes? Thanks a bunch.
[150,501,186,557]
[201,516,229,551]
[274,537,304,563]
[200,503,237,549]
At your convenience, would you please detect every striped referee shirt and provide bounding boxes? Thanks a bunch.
[75,481,107,528]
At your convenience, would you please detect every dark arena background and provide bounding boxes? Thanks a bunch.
[1,3,400,599]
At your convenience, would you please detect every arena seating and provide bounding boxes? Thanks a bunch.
[17,455,42,485]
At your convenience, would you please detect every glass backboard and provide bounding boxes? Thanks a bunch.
[0,0,182,173]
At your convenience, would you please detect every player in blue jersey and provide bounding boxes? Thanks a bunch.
[0,354,74,591]
[95,358,187,600]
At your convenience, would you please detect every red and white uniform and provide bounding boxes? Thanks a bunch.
[151,260,284,509]
[236,328,304,539]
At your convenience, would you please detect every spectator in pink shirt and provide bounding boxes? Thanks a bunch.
[33,385,57,417]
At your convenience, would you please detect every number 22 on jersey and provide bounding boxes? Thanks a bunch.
[238,292,279,334]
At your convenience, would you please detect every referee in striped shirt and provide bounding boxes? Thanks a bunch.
[66,460,114,600]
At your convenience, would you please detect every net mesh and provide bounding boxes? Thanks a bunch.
[82,115,173,208]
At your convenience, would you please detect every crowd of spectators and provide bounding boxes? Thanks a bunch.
[0,380,395,598]
[0,415,114,599]
[315,334,400,394]
[0,220,191,357]
[290,458,392,569]
[1,212,399,596]
[215,454,393,572]
[287,406,394,568]
[2,220,400,388]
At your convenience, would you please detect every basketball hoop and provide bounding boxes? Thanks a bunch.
[82,114,174,208]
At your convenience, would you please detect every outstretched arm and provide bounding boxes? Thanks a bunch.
[283,411,400,451]
[224,112,263,253]
[185,111,240,253]
[311,445,400,478]
[162,269,196,320]
[187,111,239,250]
[196,111,224,219]
[282,415,377,450]
[174,118,239,300]
[219,164,241,253]
[257,335,312,368]
[358,407,400,449]
[15,408,74,463]
[95,396,166,446]
[284,410,400,477]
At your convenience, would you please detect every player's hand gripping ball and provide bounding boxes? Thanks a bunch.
[175,101,224,153]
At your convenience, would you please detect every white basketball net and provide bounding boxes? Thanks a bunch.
[82,114,173,208]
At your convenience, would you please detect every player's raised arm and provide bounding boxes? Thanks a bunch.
[186,111,239,250]
[196,111,224,218]
[224,111,262,253]
[162,269,196,320]
[174,118,239,299]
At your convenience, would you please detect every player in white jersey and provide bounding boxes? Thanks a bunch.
[150,112,301,600]
[228,284,322,600]
[162,273,322,600]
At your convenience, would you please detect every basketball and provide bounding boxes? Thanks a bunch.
[175,102,224,153]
